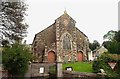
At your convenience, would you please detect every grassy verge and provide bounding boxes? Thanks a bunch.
[63,62,93,73]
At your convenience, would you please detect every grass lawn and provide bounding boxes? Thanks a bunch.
[63,62,93,73]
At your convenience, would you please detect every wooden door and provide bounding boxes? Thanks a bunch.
[47,51,56,63]
[77,51,83,62]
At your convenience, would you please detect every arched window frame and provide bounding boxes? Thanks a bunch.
[60,32,72,50]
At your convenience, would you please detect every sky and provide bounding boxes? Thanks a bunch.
[24,0,119,44]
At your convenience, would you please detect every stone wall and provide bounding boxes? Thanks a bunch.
[1,63,56,78]
[25,63,56,78]
[0,70,8,78]
[63,71,106,79]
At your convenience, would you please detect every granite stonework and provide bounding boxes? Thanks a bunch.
[32,11,90,63]
[25,63,55,78]
[63,71,106,79]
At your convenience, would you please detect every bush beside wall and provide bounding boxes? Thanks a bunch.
[92,53,120,77]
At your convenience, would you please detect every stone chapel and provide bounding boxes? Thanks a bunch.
[32,11,90,63]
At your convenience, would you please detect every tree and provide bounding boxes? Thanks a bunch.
[103,30,117,41]
[0,0,28,42]
[1,39,9,47]
[114,30,120,42]
[2,42,32,77]
[103,30,120,54]
[1,0,31,77]
[107,40,120,54]
[89,40,100,51]
[102,41,111,49]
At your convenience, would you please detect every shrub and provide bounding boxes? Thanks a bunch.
[2,43,32,77]
[92,53,120,77]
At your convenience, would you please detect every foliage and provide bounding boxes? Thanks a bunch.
[2,42,32,77]
[89,40,100,51]
[116,60,120,77]
[114,30,120,42]
[103,30,120,54]
[1,39,9,47]
[92,53,120,77]
[0,0,28,42]
[103,30,117,41]
[107,40,120,54]
[63,62,93,72]
[0,52,2,64]
[102,41,111,49]
[49,65,56,74]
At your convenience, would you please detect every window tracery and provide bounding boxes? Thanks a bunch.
[62,33,71,50]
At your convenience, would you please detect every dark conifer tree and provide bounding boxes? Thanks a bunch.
[0,0,28,43]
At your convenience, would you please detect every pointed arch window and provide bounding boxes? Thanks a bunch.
[63,33,71,50]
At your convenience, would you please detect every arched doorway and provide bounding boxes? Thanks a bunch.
[77,51,83,62]
[47,51,56,63]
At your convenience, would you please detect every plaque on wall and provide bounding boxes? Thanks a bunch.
[39,67,44,74]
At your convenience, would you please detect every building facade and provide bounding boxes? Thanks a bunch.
[92,46,108,60]
[32,11,90,63]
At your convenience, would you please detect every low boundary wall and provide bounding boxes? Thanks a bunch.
[63,71,106,79]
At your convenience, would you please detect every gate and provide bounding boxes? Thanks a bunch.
[49,63,57,78]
